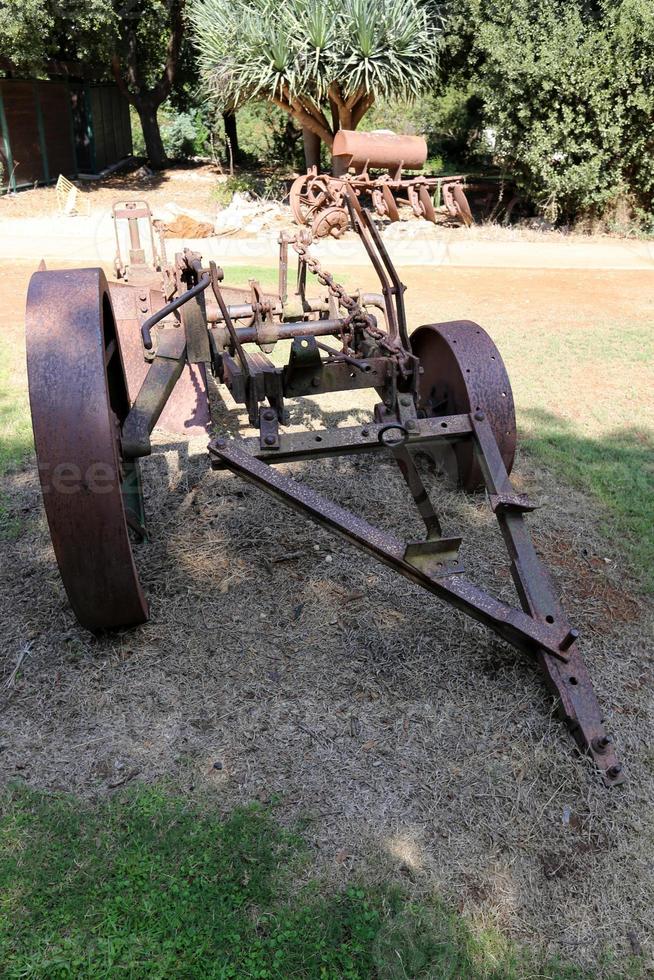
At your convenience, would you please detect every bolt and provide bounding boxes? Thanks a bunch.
[311,377,321,388]
[474,411,485,421]
[263,410,275,421]
[213,437,226,449]
[361,428,369,437]
[264,435,276,446]
[139,293,147,302]
[400,396,412,407]
[592,735,613,753]
[607,764,622,779]
[559,628,580,652]
[405,419,418,431]
[212,760,223,770]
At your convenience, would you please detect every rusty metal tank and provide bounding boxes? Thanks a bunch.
[332,129,427,173]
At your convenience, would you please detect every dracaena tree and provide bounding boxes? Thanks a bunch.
[192,0,440,170]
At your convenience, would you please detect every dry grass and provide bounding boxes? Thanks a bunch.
[0,242,652,974]
[1,407,652,973]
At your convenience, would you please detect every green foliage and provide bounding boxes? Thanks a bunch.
[163,109,209,158]
[362,84,488,171]
[192,0,440,145]
[439,0,654,223]
[194,0,437,106]
[0,0,114,75]
[212,173,288,206]
[1,783,641,978]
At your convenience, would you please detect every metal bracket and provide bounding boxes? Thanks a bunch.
[207,419,624,787]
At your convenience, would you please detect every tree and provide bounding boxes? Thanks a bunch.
[437,0,654,224]
[0,0,190,170]
[192,0,439,171]
[111,0,187,169]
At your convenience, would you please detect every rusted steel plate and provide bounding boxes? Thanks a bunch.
[333,129,427,172]
[411,320,516,491]
[26,268,149,630]
[109,281,210,440]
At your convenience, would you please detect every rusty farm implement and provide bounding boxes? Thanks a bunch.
[290,130,473,237]
[25,194,623,787]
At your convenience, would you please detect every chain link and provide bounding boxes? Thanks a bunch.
[290,236,373,324]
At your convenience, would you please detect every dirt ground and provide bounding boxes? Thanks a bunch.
[0,161,637,246]
[1,256,653,975]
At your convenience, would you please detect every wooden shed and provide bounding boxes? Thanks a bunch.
[0,78,132,191]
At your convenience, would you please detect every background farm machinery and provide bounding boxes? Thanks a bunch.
[291,129,479,237]
[25,194,623,787]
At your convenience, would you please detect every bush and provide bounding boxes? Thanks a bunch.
[440,0,654,226]
[362,86,488,173]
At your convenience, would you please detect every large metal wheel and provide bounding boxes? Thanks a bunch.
[411,320,516,491]
[289,173,336,227]
[26,268,149,630]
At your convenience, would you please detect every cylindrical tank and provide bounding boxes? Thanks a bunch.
[332,129,427,172]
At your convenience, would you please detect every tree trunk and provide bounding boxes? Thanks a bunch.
[332,153,349,176]
[302,127,321,171]
[135,101,167,170]
[223,110,239,165]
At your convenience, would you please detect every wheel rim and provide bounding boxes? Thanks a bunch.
[410,320,516,491]
[26,267,149,630]
[311,206,349,239]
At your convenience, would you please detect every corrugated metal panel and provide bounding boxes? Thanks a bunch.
[88,87,105,170]
[70,82,94,173]
[0,78,131,189]
[0,79,43,186]
[87,85,132,171]
[36,82,76,178]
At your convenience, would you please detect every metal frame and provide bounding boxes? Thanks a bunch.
[40,197,624,787]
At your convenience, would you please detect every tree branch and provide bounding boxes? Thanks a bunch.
[270,95,333,146]
[111,54,135,106]
[153,0,185,104]
[352,92,375,128]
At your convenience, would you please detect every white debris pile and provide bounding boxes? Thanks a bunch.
[213,192,288,236]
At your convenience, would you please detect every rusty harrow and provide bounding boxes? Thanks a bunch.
[25,195,623,787]
[290,130,473,238]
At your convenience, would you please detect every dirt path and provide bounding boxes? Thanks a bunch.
[1,260,653,973]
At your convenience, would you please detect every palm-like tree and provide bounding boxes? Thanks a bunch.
[192,0,439,169]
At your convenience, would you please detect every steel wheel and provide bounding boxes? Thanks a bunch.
[411,320,516,491]
[26,268,149,630]
[311,205,349,239]
[289,173,335,226]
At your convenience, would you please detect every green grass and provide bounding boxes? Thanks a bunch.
[492,318,654,593]
[1,783,644,980]
[220,264,281,290]
[0,336,32,538]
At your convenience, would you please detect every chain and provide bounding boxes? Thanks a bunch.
[288,234,412,372]
[290,236,373,325]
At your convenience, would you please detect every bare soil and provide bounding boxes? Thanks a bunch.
[1,259,653,974]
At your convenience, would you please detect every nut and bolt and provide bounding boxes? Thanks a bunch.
[264,435,277,446]
[405,419,419,431]
[559,628,579,652]
[263,410,275,422]
[607,764,622,779]
[400,396,412,407]
[474,411,485,421]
